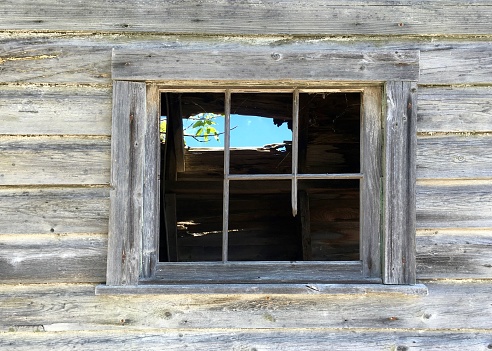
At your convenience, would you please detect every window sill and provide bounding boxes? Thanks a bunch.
[95,283,428,296]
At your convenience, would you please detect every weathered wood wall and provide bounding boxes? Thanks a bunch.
[1,1,491,349]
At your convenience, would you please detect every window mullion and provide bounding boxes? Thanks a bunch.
[222,90,231,262]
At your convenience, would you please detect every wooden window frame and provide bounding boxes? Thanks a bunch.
[99,48,419,293]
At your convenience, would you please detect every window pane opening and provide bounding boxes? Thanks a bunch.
[299,92,360,174]
[298,179,360,261]
[160,91,361,263]
[230,93,293,175]
[160,92,225,261]
[228,180,299,261]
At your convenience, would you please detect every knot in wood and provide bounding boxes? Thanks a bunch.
[271,53,282,61]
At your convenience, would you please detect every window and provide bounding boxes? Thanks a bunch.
[100,48,419,292]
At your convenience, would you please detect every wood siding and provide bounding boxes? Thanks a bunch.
[1,282,492,349]
[2,0,492,35]
[1,1,491,349]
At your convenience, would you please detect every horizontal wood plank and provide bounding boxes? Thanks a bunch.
[0,85,111,135]
[154,262,368,284]
[417,135,492,179]
[113,49,419,82]
[1,34,492,84]
[416,181,492,228]
[0,187,109,234]
[97,283,427,295]
[0,33,114,84]
[1,330,491,351]
[0,234,106,283]
[0,136,110,185]
[418,87,492,133]
[0,282,491,331]
[417,229,492,279]
[2,1,492,35]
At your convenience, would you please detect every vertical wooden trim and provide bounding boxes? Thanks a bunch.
[383,81,417,285]
[361,87,382,278]
[107,81,146,285]
[222,90,231,262]
[141,83,160,277]
[291,90,299,217]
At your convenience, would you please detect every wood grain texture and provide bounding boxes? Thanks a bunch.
[0,234,106,283]
[2,34,492,84]
[0,35,114,84]
[0,187,109,234]
[0,136,110,185]
[154,262,368,284]
[0,85,111,135]
[97,283,426,295]
[417,229,492,279]
[361,86,382,278]
[141,84,160,278]
[383,81,417,284]
[0,282,491,331]
[113,49,420,82]
[2,0,492,35]
[107,81,146,285]
[417,135,492,179]
[2,330,491,351]
[418,87,492,133]
[416,181,492,229]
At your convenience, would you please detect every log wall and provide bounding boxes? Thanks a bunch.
[0,1,491,349]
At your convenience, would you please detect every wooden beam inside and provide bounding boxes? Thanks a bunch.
[164,194,178,262]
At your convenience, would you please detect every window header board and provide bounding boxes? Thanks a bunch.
[112,48,419,83]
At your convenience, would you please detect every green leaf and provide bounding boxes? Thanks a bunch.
[160,120,167,133]
[192,120,204,128]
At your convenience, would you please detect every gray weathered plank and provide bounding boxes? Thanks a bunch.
[112,49,420,82]
[107,81,146,285]
[417,135,492,179]
[419,43,492,85]
[361,86,382,278]
[417,229,492,279]
[97,283,427,296]
[0,282,491,330]
[2,34,492,84]
[384,81,417,284]
[0,187,109,234]
[0,234,106,283]
[141,84,160,278]
[0,85,111,135]
[154,262,369,284]
[418,87,492,133]
[2,0,492,35]
[0,136,110,185]
[2,330,492,351]
[416,181,492,228]
[0,33,115,84]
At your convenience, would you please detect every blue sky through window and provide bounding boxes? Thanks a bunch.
[181,114,291,148]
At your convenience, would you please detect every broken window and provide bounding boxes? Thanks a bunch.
[160,90,362,263]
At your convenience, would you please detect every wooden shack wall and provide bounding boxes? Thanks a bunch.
[0,1,491,349]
